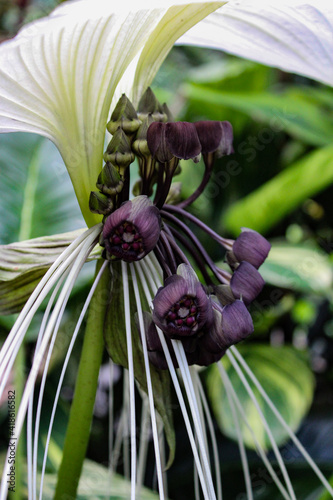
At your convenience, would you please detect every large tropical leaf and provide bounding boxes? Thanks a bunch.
[32,459,160,499]
[207,345,314,450]
[260,243,333,294]
[183,84,333,146]
[0,133,84,245]
[223,145,333,235]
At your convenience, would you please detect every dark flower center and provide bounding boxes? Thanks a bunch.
[108,221,144,258]
[166,295,198,329]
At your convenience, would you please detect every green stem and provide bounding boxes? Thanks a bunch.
[54,260,109,499]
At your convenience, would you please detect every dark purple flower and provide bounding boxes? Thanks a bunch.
[232,228,271,269]
[152,264,213,338]
[103,195,161,262]
[188,300,253,367]
[194,120,234,156]
[230,261,265,304]
[221,300,254,344]
[147,122,201,163]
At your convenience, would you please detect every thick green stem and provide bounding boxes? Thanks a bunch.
[54,260,109,499]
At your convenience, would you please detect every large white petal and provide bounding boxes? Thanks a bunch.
[0,0,223,227]
[180,0,333,86]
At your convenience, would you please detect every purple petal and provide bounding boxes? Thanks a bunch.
[147,122,173,162]
[230,261,265,304]
[193,347,226,367]
[194,121,224,154]
[177,263,199,295]
[233,228,271,268]
[165,122,201,160]
[216,121,234,157]
[103,200,132,240]
[152,276,188,324]
[195,283,214,330]
[199,309,226,353]
[222,300,254,345]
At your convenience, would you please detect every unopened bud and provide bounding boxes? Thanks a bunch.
[89,191,113,215]
[137,87,166,122]
[96,162,124,195]
[107,94,141,135]
[103,128,135,170]
[132,116,154,157]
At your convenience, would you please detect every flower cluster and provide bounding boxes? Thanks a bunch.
[93,88,270,368]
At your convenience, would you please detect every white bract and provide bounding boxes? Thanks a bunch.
[0,0,332,226]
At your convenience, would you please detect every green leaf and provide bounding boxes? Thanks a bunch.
[260,243,333,294]
[223,144,333,235]
[0,230,102,315]
[104,261,175,468]
[31,459,160,499]
[0,133,84,245]
[184,84,333,146]
[206,345,315,450]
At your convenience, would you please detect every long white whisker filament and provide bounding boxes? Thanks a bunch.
[0,227,101,500]
[0,225,101,375]
[123,371,130,480]
[0,243,83,398]
[138,257,214,500]
[171,340,216,500]
[194,371,223,500]
[38,260,108,498]
[31,270,70,499]
[226,349,296,500]
[191,368,210,465]
[27,271,68,500]
[121,261,137,500]
[108,359,115,475]
[217,362,253,500]
[230,346,333,496]
[217,361,291,500]
[131,262,165,499]
[111,385,127,473]
[137,396,150,492]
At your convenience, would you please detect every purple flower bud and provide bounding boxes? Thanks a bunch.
[232,228,271,269]
[103,195,161,262]
[147,122,201,163]
[221,300,254,344]
[230,261,265,304]
[194,120,234,156]
[152,264,213,338]
[143,313,178,370]
[188,300,253,367]
[147,122,174,163]
[189,347,225,367]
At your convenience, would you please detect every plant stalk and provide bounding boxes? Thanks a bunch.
[54,260,109,499]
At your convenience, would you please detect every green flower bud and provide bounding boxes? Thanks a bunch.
[132,179,143,197]
[89,191,113,215]
[107,94,141,135]
[103,128,135,170]
[96,162,124,195]
[137,87,167,122]
[132,115,154,157]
